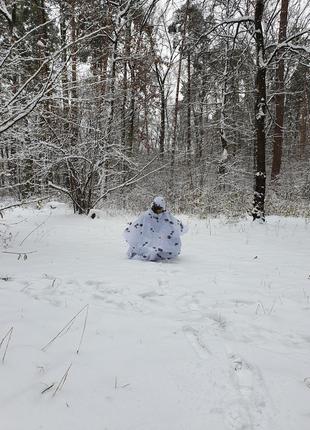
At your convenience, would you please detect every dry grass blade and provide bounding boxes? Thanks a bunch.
[41,383,55,394]
[41,304,89,352]
[19,213,51,246]
[53,363,72,397]
[0,327,14,364]
[76,305,89,354]
[114,376,130,390]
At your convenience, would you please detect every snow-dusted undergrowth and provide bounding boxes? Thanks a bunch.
[0,202,309,430]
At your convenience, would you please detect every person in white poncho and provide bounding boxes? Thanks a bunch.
[124,196,186,261]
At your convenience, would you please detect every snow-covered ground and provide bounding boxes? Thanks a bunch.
[0,202,309,430]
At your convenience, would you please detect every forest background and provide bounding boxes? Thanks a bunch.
[0,0,309,219]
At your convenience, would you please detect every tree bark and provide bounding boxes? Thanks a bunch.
[252,0,267,221]
[70,0,78,143]
[128,64,136,155]
[60,0,69,113]
[271,0,289,180]
[219,43,229,177]
[299,78,309,159]
[186,50,191,160]
[159,87,166,158]
[171,0,190,169]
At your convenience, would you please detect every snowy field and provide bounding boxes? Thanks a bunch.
[0,202,309,430]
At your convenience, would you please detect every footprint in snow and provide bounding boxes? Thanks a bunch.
[139,290,165,299]
[182,325,211,359]
[225,352,273,430]
[85,280,109,290]
[157,278,169,287]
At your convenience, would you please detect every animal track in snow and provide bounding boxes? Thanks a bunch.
[139,290,165,299]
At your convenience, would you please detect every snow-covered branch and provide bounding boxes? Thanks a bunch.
[48,181,84,213]
[0,0,11,26]
[0,23,114,134]
[0,16,58,68]
[265,29,310,67]
[0,196,50,214]
[195,15,254,46]
[93,155,169,207]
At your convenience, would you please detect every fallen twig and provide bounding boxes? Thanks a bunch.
[0,276,12,281]
[2,251,37,254]
[2,250,37,261]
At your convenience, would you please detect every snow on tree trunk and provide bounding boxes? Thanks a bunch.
[271,0,289,180]
[252,0,267,221]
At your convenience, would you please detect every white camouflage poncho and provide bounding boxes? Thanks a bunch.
[124,197,185,261]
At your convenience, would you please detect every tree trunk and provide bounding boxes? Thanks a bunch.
[107,33,118,141]
[171,0,190,169]
[128,65,136,155]
[60,0,69,114]
[159,87,166,158]
[299,78,309,159]
[271,0,289,180]
[219,43,229,177]
[38,0,49,110]
[70,0,78,143]
[186,50,192,160]
[252,0,267,221]
[153,62,167,160]
[195,62,207,163]
[121,22,130,154]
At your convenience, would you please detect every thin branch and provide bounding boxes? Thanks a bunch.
[265,29,310,67]
[195,15,254,46]
[0,15,58,68]
[0,0,12,27]
[93,155,162,206]
[48,181,85,214]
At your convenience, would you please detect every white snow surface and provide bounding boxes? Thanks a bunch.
[0,203,309,430]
